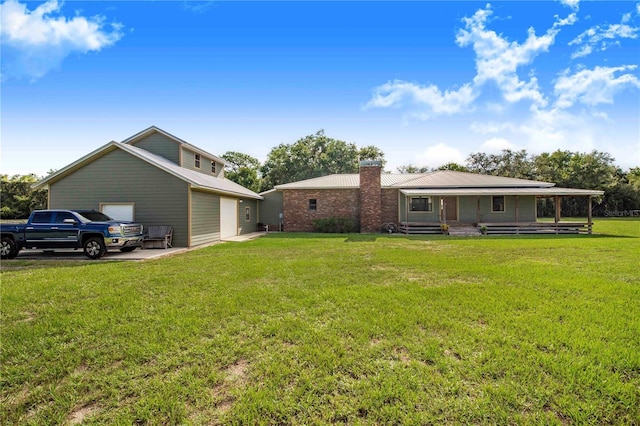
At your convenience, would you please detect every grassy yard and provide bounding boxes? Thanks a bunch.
[1,218,639,425]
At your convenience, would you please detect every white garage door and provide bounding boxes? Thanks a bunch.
[101,204,134,221]
[220,197,238,239]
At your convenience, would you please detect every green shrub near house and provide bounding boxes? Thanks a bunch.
[1,218,639,424]
[312,216,356,233]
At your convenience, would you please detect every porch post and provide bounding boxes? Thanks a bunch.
[515,195,519,223]
[442,198,447,224]
[405,195,408,225]
[476,196,480,223]
[587,196,593,234]
[554,195,561,224]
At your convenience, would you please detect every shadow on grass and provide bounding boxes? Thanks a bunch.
[262,231,635,241]
[1,259,95,272]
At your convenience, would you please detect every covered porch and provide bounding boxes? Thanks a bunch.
[397,187,604,235]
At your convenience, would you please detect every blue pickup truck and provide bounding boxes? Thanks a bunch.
[1,209,144,260]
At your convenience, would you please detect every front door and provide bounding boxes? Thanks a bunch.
[443,197,458,222]
[220,197,238,239]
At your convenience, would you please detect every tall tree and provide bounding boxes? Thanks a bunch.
[358,145,386,168]
[221,151,262,193]
[0,174,48,219]
[261,130,385,190]
[533,150,621,216]
[466,149,533,179]
[437,162,468,172]
[396,164,430,174]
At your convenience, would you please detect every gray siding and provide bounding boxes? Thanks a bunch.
[477,195,536,223]
[238,198,258,235]
[181,147,223,178]
[458,197,479,223]
[130,133,181,164]
[49,149,190,247]
[258,191,283,228]
[191,190,220,245]
[397,195,538,224]
[399,195,439,223]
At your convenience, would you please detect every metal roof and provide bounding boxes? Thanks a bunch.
[391,170,555,188]
[275,170,563,191]
[34,141,262,200]
[400,187,604,196]
[276,174,360,189]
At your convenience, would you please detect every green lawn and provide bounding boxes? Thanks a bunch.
[2,218,639,425]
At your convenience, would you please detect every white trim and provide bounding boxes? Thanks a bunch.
[491,195,506,213]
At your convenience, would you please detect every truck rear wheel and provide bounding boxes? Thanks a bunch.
[83,237,106,259]
[1,237,18,259]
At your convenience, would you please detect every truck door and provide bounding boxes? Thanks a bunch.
[25,211,54,248]
[49,211,81,248]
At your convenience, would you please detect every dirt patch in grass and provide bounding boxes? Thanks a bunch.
[210,359,250,414]
[67,402,100,424]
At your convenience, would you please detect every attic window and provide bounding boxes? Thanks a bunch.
[492,196,505,212]
[410,197,433,212]
[211,161,216,174]
[195,154,201,169]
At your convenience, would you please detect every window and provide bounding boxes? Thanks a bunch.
[195,153,201,168]
[31,211,53,223]
[309,199,317,211]
[245,207,251,221]
[54,211,77,223]
[211,161,216,174]
[492,196,505,212]
[410,197,432,212]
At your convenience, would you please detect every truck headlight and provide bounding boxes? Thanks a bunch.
[108,225,122,235]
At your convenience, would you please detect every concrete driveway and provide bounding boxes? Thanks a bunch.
[11,246,188,261]
[7,232,266,262]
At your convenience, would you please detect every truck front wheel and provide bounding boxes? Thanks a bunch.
[83,237,106,259]
[1,237,18,259]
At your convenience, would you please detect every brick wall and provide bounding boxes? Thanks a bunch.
[359,164,382,233]
[283,189,359,232]
[381,188,399,224]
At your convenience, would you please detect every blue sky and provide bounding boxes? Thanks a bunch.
[1,0,639,177]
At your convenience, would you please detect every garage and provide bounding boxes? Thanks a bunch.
[220,197,238,239]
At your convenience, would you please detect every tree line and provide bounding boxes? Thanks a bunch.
[2,131,639,219]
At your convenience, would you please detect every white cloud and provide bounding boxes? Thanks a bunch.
[416,143,466,168]
[367,4,575,117]
[480,137,515,153]
[559,0,580,11]
[0,0,123,80]
[366,80,477,118]
[456,6,574,108]
[554,65,640,108]
[569,7,639,59]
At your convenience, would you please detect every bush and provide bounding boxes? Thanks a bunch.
[312,217,356,233]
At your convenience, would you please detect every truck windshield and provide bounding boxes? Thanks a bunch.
[77,211,114,222]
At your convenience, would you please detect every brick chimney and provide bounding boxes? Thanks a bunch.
[359,160,382,233]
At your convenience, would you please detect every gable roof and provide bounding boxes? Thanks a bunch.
[273,170,603,196]
[33,141,262,200]
[275,170,554,190]
[122,126,227,166]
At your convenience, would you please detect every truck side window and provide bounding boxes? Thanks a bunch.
[54,212,76,223]
[31,212,53,223]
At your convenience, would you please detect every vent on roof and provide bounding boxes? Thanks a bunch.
[359,160,382,167]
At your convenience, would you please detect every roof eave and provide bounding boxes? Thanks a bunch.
[32,141,121,190]
[190,184,263,200]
